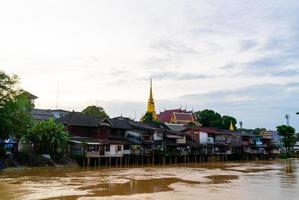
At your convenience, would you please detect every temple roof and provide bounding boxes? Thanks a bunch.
[158,109,183,123]
[173,112,194,122]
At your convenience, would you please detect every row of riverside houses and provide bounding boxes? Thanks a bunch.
[56,112,281,167]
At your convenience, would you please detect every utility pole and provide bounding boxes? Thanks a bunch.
[239,121,243,129]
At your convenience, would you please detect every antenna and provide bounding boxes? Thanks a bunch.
[55,80,59,109]
[285,114,290,126]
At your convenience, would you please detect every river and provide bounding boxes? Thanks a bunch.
[0,159,298,200]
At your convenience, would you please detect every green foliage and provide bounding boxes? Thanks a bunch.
[142,112,154,122]
[4,93,34,141]
[194,109,221,127]
[0,71,19,107]
[0,71,33,142]
[222,115,237,130]
[82,105,109,118]
[142,112,161,126]
[194,109,237,130]
[253,128,267,135]
[23,118,70,154]
[276,125,296,154]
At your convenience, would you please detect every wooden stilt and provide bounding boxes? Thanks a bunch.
[82,157,86,167]
[152,154,155,165]
[87,158,90,167]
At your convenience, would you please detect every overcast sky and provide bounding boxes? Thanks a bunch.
[1,0,299,130]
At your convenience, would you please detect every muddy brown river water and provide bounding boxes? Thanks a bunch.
[0,160,299,200]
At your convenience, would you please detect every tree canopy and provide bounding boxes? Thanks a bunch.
[141,112,161,125]
[194,109,237,130]
[4,93,34,142]
[82,105,109,118]
[0,71,19,106]
[23,118,69,154]
[0,71,33,141]
[276,125,296,154]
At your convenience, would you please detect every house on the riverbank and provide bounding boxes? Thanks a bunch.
[56,111,281,167]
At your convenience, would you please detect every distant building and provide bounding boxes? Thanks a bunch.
[260,130,281,145]
[294,133,299,151]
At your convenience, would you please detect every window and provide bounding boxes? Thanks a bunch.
[105,145,110,152]
[124,145,130,150]
[117,145,122,151]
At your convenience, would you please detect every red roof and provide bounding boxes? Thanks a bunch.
[173,112,194,122]
[186,126,229,135]
[158,109,183,123]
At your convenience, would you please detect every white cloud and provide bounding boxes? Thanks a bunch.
[1,0,299,130]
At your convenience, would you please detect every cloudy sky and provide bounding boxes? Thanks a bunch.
[1,0,299,130]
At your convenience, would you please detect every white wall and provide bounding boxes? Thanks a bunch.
[177,135,186,144]
[107,144,123,156]
[199,131,208,144]
[154,131,163,141]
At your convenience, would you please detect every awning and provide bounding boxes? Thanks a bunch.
[166,134,182,139]
[69,140,101,145]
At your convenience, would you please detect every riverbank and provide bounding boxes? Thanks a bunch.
[0,153,78,170]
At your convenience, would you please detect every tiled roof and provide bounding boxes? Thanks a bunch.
[173,112,194,122]
[21,90,38,100]
[48,109,71,113]
[56,112,102,127]
[186,126,224,135]
[158,109,182,123]
[108,118,132,129]
[31,109,54,121]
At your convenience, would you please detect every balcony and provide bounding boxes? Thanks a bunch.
[85,151,102,158]
[104,151,123,157]
[271,149,280,154]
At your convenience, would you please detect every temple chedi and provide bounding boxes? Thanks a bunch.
[142,79,157,120]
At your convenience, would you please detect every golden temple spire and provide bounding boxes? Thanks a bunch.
[145,79,157,119]
[149,78,153,100]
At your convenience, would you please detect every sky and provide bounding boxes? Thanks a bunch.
[1,0,299,130]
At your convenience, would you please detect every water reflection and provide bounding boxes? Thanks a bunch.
[280,159,297,188]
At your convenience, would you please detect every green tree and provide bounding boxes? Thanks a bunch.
[222,115,237,130]
[23,118,69,154]
[0,72,33,143]
[253,128,267,135]
[5,93,34,147]
[194,109,222,127]
[276,125,296,155]
[82,105,108,118]
[194,109,239,130]
[142,112,161,125]
[0,71,19,106]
